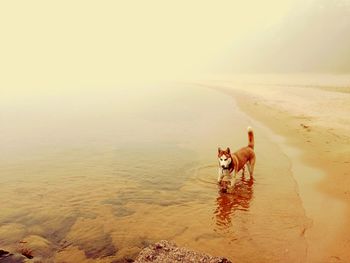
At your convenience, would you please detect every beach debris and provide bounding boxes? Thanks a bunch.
[300,123,311,130]
[134,240,232,263]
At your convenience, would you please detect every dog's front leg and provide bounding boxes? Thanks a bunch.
[218,168,224,183]
[230,171,237,187]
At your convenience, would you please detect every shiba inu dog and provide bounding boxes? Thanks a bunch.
[218,127,255,187]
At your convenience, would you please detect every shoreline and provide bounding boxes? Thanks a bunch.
[202,82,350,262]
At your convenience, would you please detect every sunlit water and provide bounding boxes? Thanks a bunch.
[0,84,308,262]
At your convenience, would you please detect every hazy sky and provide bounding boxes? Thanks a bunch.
[222,0,350,73]
[1,0,349,89]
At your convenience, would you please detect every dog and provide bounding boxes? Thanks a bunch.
[217,126,256,187]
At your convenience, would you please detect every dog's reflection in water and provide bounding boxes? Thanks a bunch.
[214,176,254,229]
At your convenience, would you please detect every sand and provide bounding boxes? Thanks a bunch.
[198,76,350,262]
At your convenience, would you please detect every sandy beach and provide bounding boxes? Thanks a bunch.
[198,74,350,262]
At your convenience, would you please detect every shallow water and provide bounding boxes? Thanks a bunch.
[0,84,308,262]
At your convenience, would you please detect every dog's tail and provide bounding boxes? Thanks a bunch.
[247,126,254,149]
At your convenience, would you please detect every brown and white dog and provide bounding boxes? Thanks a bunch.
[217,127,256,187]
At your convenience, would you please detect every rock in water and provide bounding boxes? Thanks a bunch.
[0,249,27,263]
[134,240,232,263]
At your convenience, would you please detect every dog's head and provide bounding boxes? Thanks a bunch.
[218,147,232,169]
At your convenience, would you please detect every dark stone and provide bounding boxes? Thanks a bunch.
[0,250,10,257]
[0,249,26,263]
[134,240,232,263]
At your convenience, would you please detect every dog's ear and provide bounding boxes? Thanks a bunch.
[226,147,230,153]
[218,147,221,154]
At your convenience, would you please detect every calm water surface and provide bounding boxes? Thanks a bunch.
[0,84,308,262]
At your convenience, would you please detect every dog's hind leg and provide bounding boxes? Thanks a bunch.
[248,156,256,178]
[247,163,251,174]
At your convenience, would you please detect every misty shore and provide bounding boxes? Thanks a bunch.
[200,77,350,262]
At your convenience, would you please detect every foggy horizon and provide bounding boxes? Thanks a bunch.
[218,0,350,74]
[1,0,350,90]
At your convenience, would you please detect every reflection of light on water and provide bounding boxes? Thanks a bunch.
[213,177,254,230]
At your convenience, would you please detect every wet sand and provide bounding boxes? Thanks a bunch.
[0,82,323,262]
[198,75,350,262]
